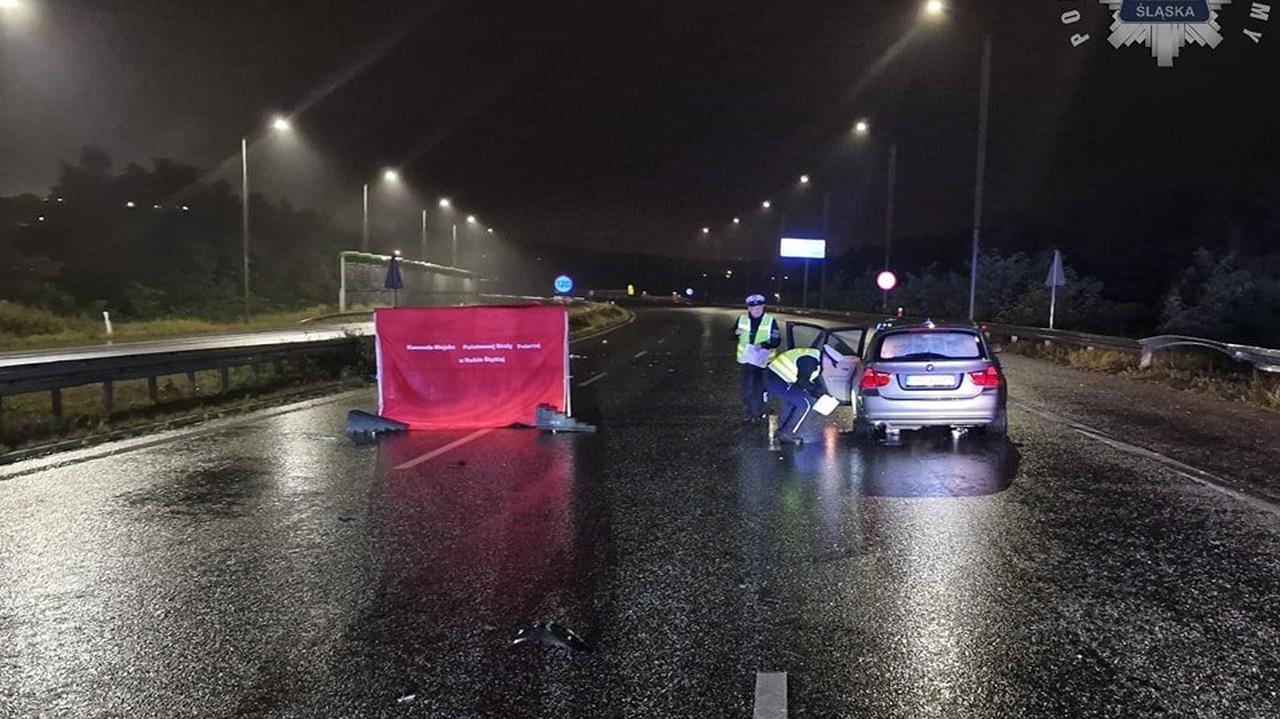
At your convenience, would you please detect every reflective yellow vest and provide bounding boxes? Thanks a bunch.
[736,313,778,363]
[769,347,821,384]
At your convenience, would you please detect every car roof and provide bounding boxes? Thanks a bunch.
[874,321,981,333]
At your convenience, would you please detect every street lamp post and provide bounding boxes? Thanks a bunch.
[362,169,399,253]
[918,1,989,320]
[241,138,249,320]
[820,190,830,309]
[238,115,291,321]
[421,209,428,261]
[883,143,897,310]
[361,183,369,251]
[968,33,992,321]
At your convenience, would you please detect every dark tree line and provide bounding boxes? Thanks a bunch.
[4,146,1280,346]
[0,147,348,321]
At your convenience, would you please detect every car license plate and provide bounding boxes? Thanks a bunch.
[904,374,956,388]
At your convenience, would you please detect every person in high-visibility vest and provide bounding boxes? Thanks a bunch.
[765,346,824,444]
[733,294,780,422]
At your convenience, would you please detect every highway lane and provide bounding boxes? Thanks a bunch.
[1,306,1279,717]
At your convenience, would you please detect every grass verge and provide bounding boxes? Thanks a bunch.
[0,303,345,352]
[1001,340,1280,412]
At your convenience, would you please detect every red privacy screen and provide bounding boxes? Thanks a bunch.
[375,306,569,429]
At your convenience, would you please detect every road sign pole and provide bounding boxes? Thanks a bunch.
[802,259,810,308]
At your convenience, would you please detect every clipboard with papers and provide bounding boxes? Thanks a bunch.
[741,345,771,368]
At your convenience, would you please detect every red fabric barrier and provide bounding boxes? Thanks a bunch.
[375,306,568,429]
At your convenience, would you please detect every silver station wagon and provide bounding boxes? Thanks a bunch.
[854,321,1007,438]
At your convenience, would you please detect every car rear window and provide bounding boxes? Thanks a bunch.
[875,330,985,361]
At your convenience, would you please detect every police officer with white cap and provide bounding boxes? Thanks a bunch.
[733,293,780,422]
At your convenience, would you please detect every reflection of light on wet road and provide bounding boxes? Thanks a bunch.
[857,434,1019,498]
[377,430,580,618]
[897,492,979,715]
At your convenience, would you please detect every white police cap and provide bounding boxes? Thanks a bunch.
[745,294,766,305]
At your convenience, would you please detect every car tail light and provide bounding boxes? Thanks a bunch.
[969,366,1002,387]
[860,368,892,389]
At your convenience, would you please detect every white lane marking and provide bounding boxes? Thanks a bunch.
[657,337,669,345]
[753,672,787,719]
[1013,400,1280,517]
[633,350,648,359]
[578,372,608,388]
[394,429,494,471]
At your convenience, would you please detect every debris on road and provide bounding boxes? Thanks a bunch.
[510,621,593,653]
[344,409,408,436]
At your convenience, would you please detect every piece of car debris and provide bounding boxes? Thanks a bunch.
[510,621,592,653]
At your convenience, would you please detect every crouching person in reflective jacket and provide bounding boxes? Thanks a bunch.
[764,347,824,444]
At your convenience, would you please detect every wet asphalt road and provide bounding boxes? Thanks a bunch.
[2,307,1280,718]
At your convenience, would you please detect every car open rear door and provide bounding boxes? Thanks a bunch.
[816,325,866,404]
[785,321,825,351]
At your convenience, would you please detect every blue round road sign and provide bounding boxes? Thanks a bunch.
[554,275,574,294]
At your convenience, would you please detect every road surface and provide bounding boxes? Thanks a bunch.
[2,306,1278,718]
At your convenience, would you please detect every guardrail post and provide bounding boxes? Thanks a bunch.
[147,377,159,403]
[103,381,115,416]
[220,367,231,394]
[187,372,198,395]
[51,388,63,420]
[1139,349,1153,370]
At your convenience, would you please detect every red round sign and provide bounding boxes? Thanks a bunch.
[876,270,897,291]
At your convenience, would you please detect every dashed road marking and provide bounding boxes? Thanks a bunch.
[394,429,494,471]
[578,372,608,388]
[633,350,648,359]
[753,672,787,719]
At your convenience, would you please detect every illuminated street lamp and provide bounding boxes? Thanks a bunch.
[733,217,740,224]
[701,227,710,235]
[238,116,294,319]
[362,168,401,252]
[761,200,771,210]
[799,174,810,185]
[854,119,870,135]
[466,215,477,224]
[917,0,990,319]
[438,197,451,208]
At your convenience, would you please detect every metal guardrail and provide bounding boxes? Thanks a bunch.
[0,326,372,420]
[753,303,1280,374]
[0,297,595,422]
[982,322,1139,352]
[1138,335,1280,373]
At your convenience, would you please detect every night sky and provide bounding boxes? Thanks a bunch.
[3,0,1278,261]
